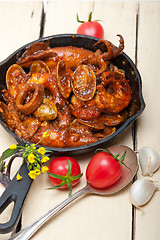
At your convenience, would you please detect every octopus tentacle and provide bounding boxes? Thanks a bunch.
[94,35,124,60]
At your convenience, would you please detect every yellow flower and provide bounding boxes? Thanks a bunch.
[41,155,50,163]
[38,147,46,155]
[28,153,35,163]
[41,166,49,173]
[28,169,41,179]
[28,170,37,180]
[35,169,41,175]
[16,173,23,181]
[10,144,17,150]
[43,132,49,138]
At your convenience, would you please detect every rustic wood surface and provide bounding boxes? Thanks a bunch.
[0,1,159,240]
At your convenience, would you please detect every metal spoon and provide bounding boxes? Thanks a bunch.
[9,145,138,240]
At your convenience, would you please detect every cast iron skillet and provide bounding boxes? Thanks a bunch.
[0,34,145,233]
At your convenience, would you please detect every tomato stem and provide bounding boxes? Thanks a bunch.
[77,12,102,24]
[70,173,83,181]
[47,181,66,190]
[96,148,130,170]
[76,13,85,23]
[47,172,66,181]
[66,178,72,196]
[88,12,92,21]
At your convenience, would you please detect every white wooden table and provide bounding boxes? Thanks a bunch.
[0,1,160,239]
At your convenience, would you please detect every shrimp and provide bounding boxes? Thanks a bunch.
[95,71,131,113]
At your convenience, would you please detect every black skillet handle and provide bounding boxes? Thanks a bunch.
[0,163,33,233]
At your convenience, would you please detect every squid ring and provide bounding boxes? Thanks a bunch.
[16,84,44,115]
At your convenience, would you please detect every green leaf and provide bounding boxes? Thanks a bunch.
[0,147,21,161]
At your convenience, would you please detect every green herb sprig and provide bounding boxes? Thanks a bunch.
[0,132,52,187]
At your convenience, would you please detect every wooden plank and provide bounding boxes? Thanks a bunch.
[135,2,160,240]
[0,2,43,239]
[21,1,137,240]
[0,1,43,61]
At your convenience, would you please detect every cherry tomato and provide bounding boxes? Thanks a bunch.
[76,12,104,39]
[77,21,104,39]
[86,150,126,189]
[48,156,82,196]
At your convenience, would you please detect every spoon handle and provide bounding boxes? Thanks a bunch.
[9,185,89,240]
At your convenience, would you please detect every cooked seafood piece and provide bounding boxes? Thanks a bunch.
[15,83,44,115]
[30,60,50,74]
[72,65,96,101]
[95,71,131,113]
[6,64,28,89]
[33,98,57,121]
[56,60,72,98]
[78,113,122,130]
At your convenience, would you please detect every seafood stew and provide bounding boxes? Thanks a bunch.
[0,34,145,154]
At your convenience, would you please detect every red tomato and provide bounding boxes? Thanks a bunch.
[86,151,123,189]
[77,21,104,39]
[48,156,82,189]
[76,12,104,39]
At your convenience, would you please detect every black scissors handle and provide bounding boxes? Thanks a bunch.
[0,163,33,233]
